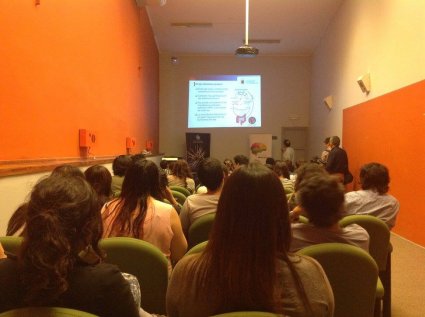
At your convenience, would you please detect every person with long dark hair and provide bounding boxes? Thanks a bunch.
[0,175,139,316]
[166,163,334,317]
[102,159,187,269]
[167,159,195,193]
[84,164,112,207]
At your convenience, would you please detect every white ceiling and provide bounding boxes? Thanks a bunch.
[145,0,344,56]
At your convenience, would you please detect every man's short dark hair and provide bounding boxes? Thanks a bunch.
[284,139,291,147]
[112,155,132,176]
[360,162,390,194]
[297,174,345,227]
[197,158,224,191]
[233,154,249,166]
[330,136,341,147]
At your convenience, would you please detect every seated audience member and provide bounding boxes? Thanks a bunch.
[0,243,5,259]
[160,159,171,175]
[223,158,235,174]
[158,169,181,213]
[179,158,224,235]
[7,164,87,237]
[167,159,196,193]
[345,162,399,229]
[233,154,249,169]
[51,164,85,178]
[0,175,139,317]
[102,159,187,268]
[166,163,334,317]
[287,163,327,212]
[84,165,112,207]
[273,161,294,194]
[111,155,132,197]
[290,174,369,252]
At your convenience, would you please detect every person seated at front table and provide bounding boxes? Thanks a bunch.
[167,159,196,193]
[344,162,399,229]
[0,175,139,316]
[179,158,224,236]
[290,174,370,252]
[166,163,334,317]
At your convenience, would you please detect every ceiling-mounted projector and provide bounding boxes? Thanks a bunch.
[235,45,259,57]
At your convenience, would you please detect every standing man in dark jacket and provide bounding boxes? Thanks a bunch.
[326,136,350,184]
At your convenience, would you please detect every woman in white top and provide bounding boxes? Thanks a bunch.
[102,159,187,267]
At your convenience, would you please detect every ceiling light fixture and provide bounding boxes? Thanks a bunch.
[235,0,259,57]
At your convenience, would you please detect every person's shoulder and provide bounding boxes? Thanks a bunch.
[153,199,174,212]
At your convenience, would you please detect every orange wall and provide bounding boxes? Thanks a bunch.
[343,80,425,246]
[0,0,159,160]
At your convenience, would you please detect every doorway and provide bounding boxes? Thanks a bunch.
[281,127,309,163]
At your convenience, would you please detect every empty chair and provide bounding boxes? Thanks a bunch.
[99,237,168,314]
[170,186,191,197]
[339,214,391,317]
[0,307,98,317]
[187,213,215,249]
[298,243,378,317]
[0,236,23,255]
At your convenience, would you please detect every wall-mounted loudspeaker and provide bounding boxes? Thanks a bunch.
[357,73,371,94]
[323,95,333,110]
[135,0,166,7]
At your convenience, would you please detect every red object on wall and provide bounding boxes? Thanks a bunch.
[79,129,96,148]
[343,80,425,246]
[126,137,136,149]
[146,140,153,151]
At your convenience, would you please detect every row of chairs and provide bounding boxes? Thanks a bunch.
[0,214,392,317]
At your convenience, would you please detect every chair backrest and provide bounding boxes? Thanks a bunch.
[0,236,23,255]
[339,214,390,271]
[188,213,216,249]
[211,312,280,317]
[170,186,191,197]
[171,190,187,205]
[0,307,98,317]
[98,237,168,314]
[185,240,208,256]
[298,243,378,317]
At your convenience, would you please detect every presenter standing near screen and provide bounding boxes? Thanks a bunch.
[282,139,296,170]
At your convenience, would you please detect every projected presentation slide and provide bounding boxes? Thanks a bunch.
[188,75,261,128]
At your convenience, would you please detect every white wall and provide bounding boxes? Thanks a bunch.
[309,0,425,156]
[159,54,311,162]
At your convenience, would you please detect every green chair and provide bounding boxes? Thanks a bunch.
[339,215,391,317]
[188,213,216,249]
[171,190,187,205]
[298,243,378,317]
[0,307,98,316]
[185,240,208,256]
[99,237,168,314]
[212,312,280,317]
[170,185,191,197]
[0,236,23,255]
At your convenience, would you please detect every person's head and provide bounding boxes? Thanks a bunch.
[122,159,161,199]
[233,154,249,167]
[51,164,85,178]
[223,158,234,172]
[197,158,224,191]
[170,159,193,179]
[265,157,275,166]
[360,162,390,194]
[284,139,291,147]
[329,136,341,148]
[131,153,146,163]
[84,165,112,205]
[20,175,102,305]
[195,163,293,313]
[112,155,132,177]
[159,159,169,170]
[294,163,327,191]
[297,174,345,227]
[324,137,330,147]
[273,161,290,179]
